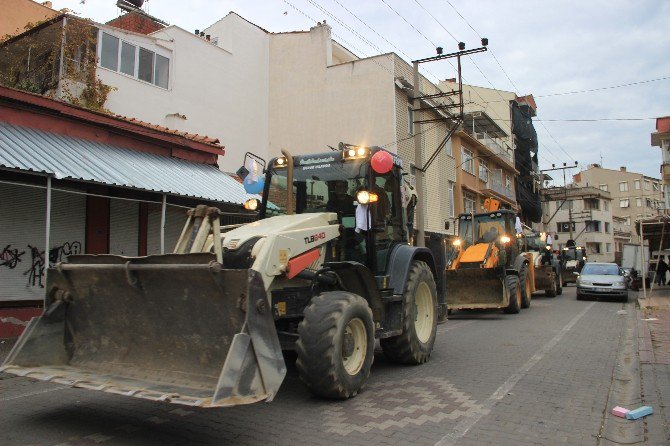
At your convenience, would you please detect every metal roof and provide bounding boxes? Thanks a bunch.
[0,123,256,205]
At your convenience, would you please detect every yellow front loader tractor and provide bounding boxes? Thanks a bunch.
[445,199,528,314]
[2,146,447,408]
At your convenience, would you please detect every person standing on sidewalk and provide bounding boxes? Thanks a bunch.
[655,256,668,286]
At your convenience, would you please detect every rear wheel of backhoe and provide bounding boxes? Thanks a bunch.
[296,291,374,399]
[381,260,437,364]
[503,274,522,314]
[545,275,557,297]
[556,272,563,295]
[520,264,532,309]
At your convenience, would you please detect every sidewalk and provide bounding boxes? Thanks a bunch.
[636,286,670,444]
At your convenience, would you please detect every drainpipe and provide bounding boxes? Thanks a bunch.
[44,175,52,293]
[160,194,167,254]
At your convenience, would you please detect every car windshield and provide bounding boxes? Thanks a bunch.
[526,235,547,251]
[563,249,577,260]
[581,264,620,276]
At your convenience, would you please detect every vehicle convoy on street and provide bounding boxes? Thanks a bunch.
[1,145,447,408]
[445,199,528,314]
[518,231,563,299]
[559,243,586,287]
[576,262,628,302]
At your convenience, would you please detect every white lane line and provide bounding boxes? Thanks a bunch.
[0,386,67,401]
[435,301,596,446]
[437,320,477,334]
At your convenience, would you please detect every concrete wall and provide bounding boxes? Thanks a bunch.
[268,24,395,159]
[97,13,270,172]
[0,0,57,38]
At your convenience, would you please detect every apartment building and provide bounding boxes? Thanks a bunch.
[651,116,670,210]
[0,0,57,38]
[573,165,664,246]
[542,186,615,263]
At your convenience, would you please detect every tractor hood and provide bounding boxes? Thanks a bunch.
[222,213,338,251]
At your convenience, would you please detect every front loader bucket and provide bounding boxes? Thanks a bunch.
[0,254,286,408]
[445,266,507,310]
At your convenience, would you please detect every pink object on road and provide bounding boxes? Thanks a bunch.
[612,406,630,418]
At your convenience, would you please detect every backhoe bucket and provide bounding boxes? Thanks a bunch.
[0,254,286,408]
[445,266,507,310]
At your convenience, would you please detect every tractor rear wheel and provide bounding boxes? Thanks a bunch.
[296,291,374,399]
[520,264,532,309]
[503,274,522,314]
[381,260,437,364]
[545,275,557,297]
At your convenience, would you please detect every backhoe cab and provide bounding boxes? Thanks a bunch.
[445,199,526,314]
[517,232,563,299]
[2,145,444,408]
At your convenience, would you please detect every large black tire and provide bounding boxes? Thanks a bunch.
[556,271,563,295]
[545,275,557,297]
[503,274,522,314]
[519,264,532,309]
[296,291,374,399]
[380,260,437,364]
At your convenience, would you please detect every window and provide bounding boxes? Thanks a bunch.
[120,41,136,76]
[99,31,170,89]
[620,198,629,208]
[645,180,651,191]
[634,179,640,190]
[636,197,642,207]
[100,32,119,71]
[586,242,601,254]
[584,198,600,210]
[599,184,608,191]
[556,200,573,211]
[407,106,414,135]
[448,182,455,217]
[605,222,610,233]
[585,220,601,232]
[606,243,612,253]
[604,200,609,211]
[463,191,476,214]
[624,216,631,226]
[653,182,660,192]
[479,160,489,182]
[619,181,628,192]
[461,148,474,174]
[557,221,576,233]
[505,175,512,192]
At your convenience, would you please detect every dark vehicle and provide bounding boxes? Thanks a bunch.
[519,232,563,298]
[560,245,586,286]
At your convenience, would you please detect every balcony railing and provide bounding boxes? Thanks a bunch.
[483,180,515,201]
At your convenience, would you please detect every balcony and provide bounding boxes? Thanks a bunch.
[475,132,514,163]
[662,163,670,182]
[463,111,514,167]
[482,180,515,202]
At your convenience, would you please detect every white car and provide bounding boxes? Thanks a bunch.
[576,262,628,302]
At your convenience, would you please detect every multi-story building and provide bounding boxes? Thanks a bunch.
[0,0,57,38]
[651,116,670,210]
[542,186,615,263]
[573,165,664,249]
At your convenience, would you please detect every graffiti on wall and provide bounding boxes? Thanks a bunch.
[0,241,81,288]
[0,245,25,269]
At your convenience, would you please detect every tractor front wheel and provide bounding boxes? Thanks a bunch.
[503,274,522,314]
[381,260,437,364]
[520,264,532,309]
[296,291,374,399]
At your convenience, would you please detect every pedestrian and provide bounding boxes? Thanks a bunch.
[655,256,668,286]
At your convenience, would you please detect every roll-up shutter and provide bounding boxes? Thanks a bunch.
[109,199,139,256]
[0,183,85,302]
[147,204,188,254]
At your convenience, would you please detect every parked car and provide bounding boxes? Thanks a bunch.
[576,262,628,302]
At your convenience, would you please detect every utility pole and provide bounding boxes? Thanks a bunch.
[541,162,578,241]
[411,40,488,246]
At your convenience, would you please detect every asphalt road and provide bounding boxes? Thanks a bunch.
[0,286,638,445]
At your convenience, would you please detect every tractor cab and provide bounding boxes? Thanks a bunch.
[256,146,408,275]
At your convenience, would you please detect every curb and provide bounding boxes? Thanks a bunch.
[599,304,645,445]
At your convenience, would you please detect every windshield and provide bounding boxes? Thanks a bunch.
[264,159,368,217]
[525,235,547,251]
[581,264,620,276]
[458,213,512,245]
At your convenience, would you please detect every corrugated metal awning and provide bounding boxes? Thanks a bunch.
[0,123,256,205]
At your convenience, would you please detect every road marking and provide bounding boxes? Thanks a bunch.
[0,386,66,401]
[437,320,477,334]
[435,301,596,446]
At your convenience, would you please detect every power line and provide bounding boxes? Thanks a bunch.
[538,75,670,98]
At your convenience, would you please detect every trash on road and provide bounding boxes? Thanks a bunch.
[641,317,659,321]
[617,310,627,315]
[611,406,630,418]
[625,406,654,420]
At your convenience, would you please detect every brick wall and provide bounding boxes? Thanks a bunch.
[106,11,165,35]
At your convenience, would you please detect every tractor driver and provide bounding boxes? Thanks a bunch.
[326,180,355,216]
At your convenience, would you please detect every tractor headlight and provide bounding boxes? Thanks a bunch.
[342,146,370,160]
[243,198,259,211]
[273,156,287,168]
[452,239,462,247]
[500,235,511,244]
[546,245,552,250]
[356,190,378,204]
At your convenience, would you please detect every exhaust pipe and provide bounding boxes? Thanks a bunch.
[281,148,294,215]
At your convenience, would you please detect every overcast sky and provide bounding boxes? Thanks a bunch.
[50,0,670,183]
